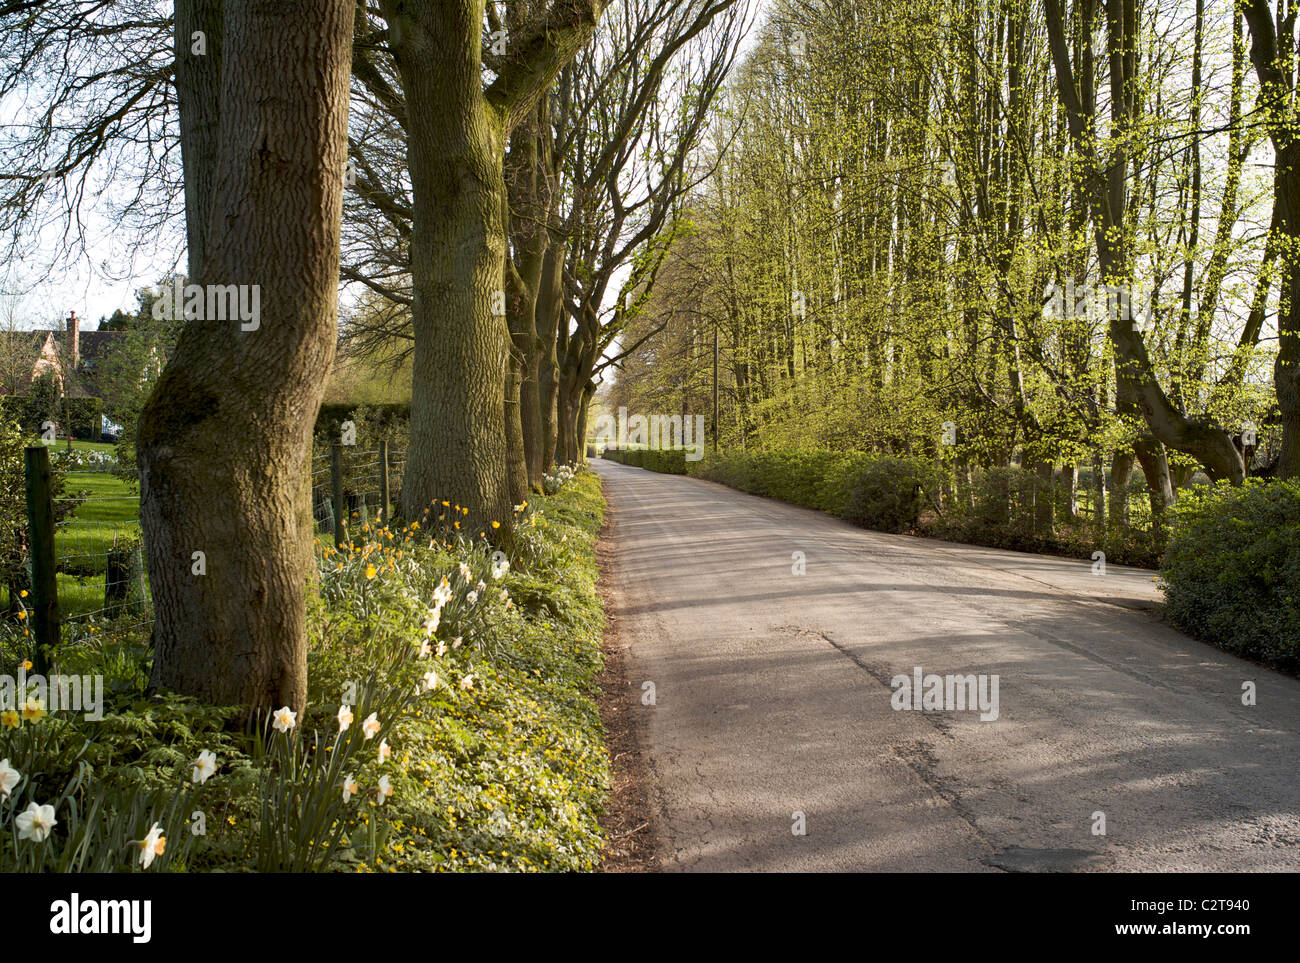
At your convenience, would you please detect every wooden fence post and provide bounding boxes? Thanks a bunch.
[379,439,390,525]
[331,442,346,549]
[23,446,59,673]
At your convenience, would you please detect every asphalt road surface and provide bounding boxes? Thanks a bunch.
[593,459,1300,872]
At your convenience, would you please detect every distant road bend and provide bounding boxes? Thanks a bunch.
[595,459,1300,872]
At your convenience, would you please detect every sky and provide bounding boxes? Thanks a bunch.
[3,0,774,334]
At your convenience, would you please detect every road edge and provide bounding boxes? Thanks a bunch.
[594,469,659,872]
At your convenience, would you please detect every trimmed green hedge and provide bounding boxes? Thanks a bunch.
[1161,480,1300,670]
[690,449,874,515]
[602,446,689,474]
[612,447,934,528]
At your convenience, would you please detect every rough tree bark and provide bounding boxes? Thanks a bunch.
[139,0,353,713]
[379,0,607,531]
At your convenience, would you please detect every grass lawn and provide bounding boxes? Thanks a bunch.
[16,440,145,619]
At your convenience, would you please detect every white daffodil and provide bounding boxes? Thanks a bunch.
[491,559,510,580]
[15,801,55,842]
[137,823,166,869]
[420,609,441,637]
[342,774,359,803]
[378,739,391,764]
[452,636,464,649]
[458,562,472,581]
[0,758,20,797]
[475,580,486,592]
[435,641,448,657]
[419,639,433,658]
[466,591,479,605]
[271,706,296,732]
[362,712,380,740]
[460,674,475,691]
[376,775,393,805]
[337,704,354,733]
[423,670,438,691]
[499,589,509,602]
[432,577,453,607]
[192,749,217,785]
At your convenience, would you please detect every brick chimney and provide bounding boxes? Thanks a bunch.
[65,310,79,370]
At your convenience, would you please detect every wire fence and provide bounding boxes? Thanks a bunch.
[310,442,406,538]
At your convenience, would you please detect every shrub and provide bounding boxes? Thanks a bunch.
[842,456,937,533]
[602,447,688,474]
[1161,479,1300,670]
[315,402,411,439]
[640,449,687,474]
[689,449,871,514]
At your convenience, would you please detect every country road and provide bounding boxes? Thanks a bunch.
[593,460,1300,872]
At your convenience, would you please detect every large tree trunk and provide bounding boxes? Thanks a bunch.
[1133,434,1174,527]
[1033,460,1054,535]
[1109,449,1135,530]
[381,0,606,527]
[536,242,564,474]
[139,0,352,713]
[386,4,515,533]
[506,98,555,492]
[504,351,529,505]
[575,381,596,462]
[1274,145,1300,478]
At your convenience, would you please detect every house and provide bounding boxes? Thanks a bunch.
[0,311,135,439]
[1,311,128,400]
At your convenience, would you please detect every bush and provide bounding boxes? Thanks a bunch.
[842,456,937,533]
[602,447,688,474]
[315,402,410,439]
[66,398,104,442]
[1161,480,1300,670]
[689,449,871,514]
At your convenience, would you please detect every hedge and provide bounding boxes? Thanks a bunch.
[0,394,104,440]
[689,448,874,515]
[1161,480,1300,670]
[602,446,689,474]
[315,402,410,438]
